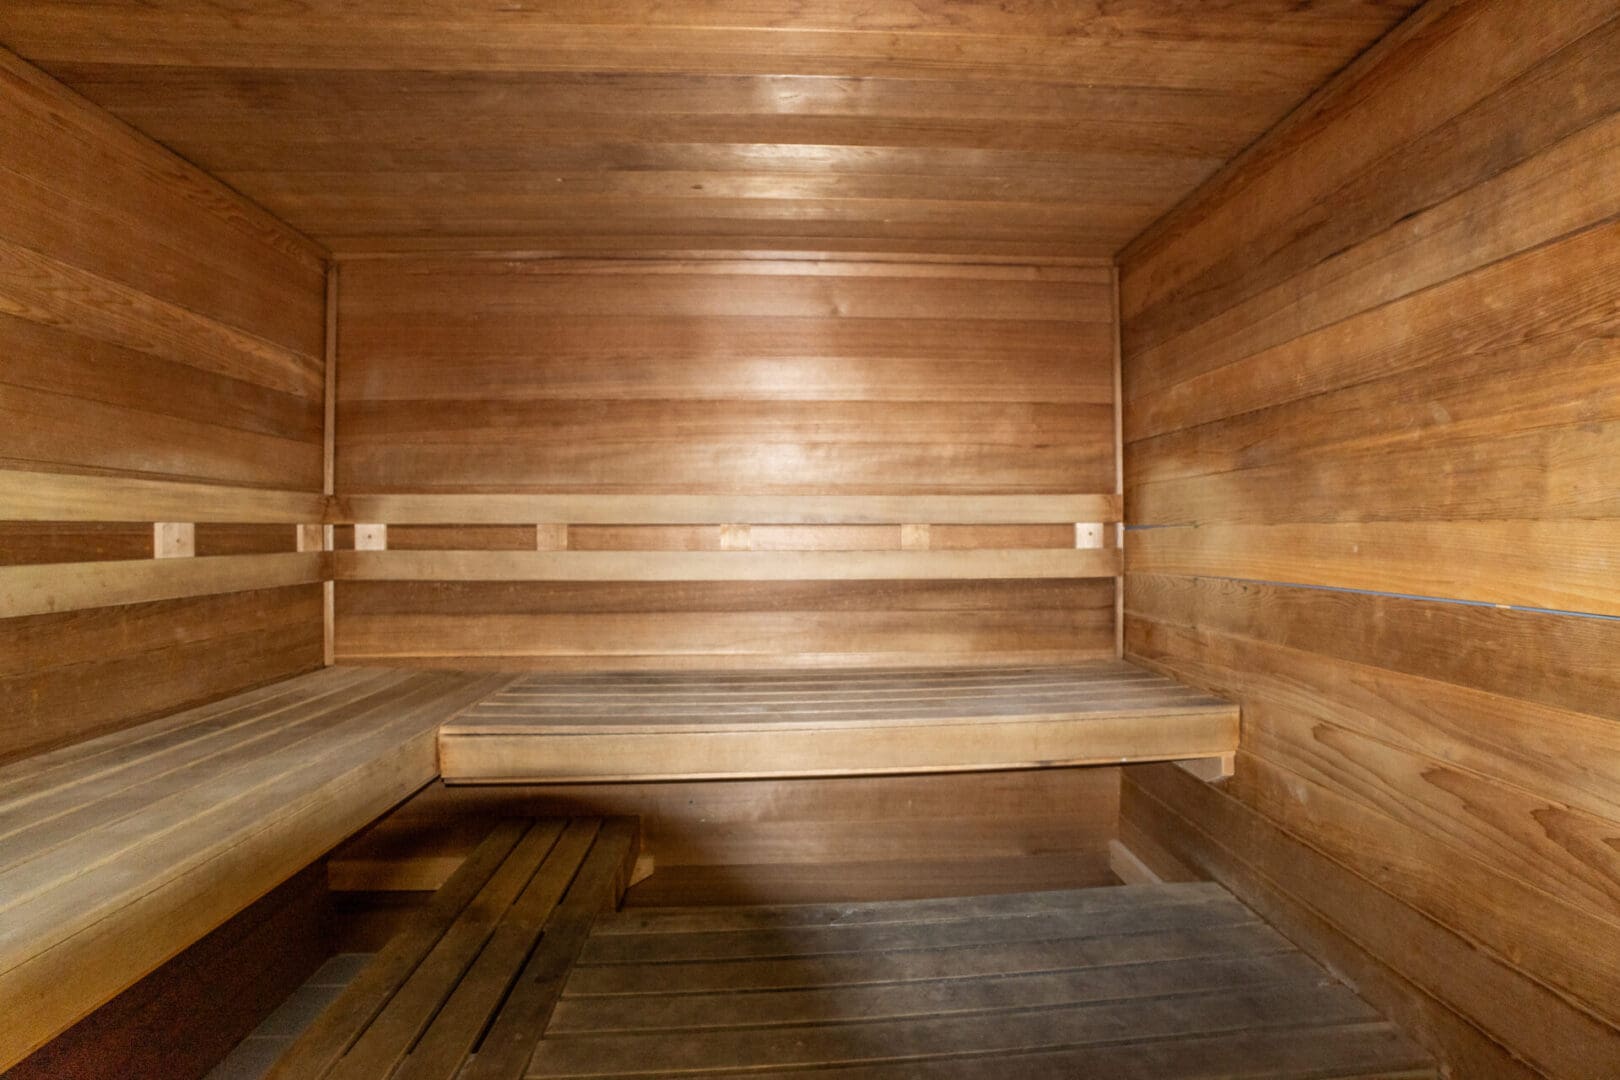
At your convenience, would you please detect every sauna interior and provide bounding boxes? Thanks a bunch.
[1,1,1616,1077]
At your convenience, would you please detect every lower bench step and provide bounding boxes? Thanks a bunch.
[265,817,638,1080]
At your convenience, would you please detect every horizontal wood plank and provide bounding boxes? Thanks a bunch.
[0,553,326,617]
[335,548,1118,583]
[0,470,324,524]
[331,493,1120,526]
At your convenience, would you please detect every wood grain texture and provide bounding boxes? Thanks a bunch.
[334,257,1120,668]
[437,662,1237,783]
[336,579,1117,671]
[0,666,510,1071]
[529,883,1433,1079]
[1119,4,1620,1076]
[0,4,1418,258]
[0,48,330,758]
[332,493,1120,526]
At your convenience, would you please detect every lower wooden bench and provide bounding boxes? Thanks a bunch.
[266,817,639,1080]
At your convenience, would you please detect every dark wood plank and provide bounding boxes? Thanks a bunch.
[391,820,604,1080]
[735,1023,1437,1080]
[264,821,531,1080]
[550,950,1324,1034]
[327,821,570,1080]
[531,981,1383,1076]
[464,819,639,1080]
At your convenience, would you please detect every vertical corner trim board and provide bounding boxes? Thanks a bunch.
[1118,3,1620,1077]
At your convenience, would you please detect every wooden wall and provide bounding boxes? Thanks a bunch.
[333,257,1119,668]
[1118,2,1620,1076]
[330,767,1122,926]
[0,48,330,760]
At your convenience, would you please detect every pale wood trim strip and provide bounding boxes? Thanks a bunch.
[1112,264,1127,659]
[0,553,326,617]
[334,548,1119,583]
[0,470,323,524]
[152,523,195,559]
[322,263,340,666]
[330,493,1122,526]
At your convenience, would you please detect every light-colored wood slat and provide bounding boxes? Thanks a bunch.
[0,552,326,617]
[477,663,1143,688]
[463,691,1191,725]
[483,673,1164,700]
[440,713,1236,783]
[0,469,324,523]
[0,670,509,1071]
[530,980,1376,1077]
[550,950,1322,1033]
[0,670,406,860]
[457,690,1229,733]
[335,548,1118,584]
[440,663,1236,781]
[330,493,1121,526]
[0,665,382,802]
[0,675,474,930]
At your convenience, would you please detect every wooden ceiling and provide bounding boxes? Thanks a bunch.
[0,1,1420,259]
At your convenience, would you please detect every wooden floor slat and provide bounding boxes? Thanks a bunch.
[527,882,1436,1080]
[597,882,1231,935]
[561,921,1290,996]
[548,951,1328,1033]
[576,894,1252,964]
[735,1023,1438,1080]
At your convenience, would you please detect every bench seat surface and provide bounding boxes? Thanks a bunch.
[0,665,512,1070]
[438,660,1239,782]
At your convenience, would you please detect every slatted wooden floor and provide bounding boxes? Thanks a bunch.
[529,883,1436,1079]
[439,662,1239,782]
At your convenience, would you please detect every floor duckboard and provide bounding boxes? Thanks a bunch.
[527,883,1436,1079]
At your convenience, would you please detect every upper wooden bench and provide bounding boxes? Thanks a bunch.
[438,661,1239,783]
[0,665,510,1070]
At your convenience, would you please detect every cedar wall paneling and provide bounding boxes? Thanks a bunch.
[330,767,1122,915]
[334,258,1118,668]
[0,50,329,760]
[0,1,1419,259]
[1119,2,1620,1076]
